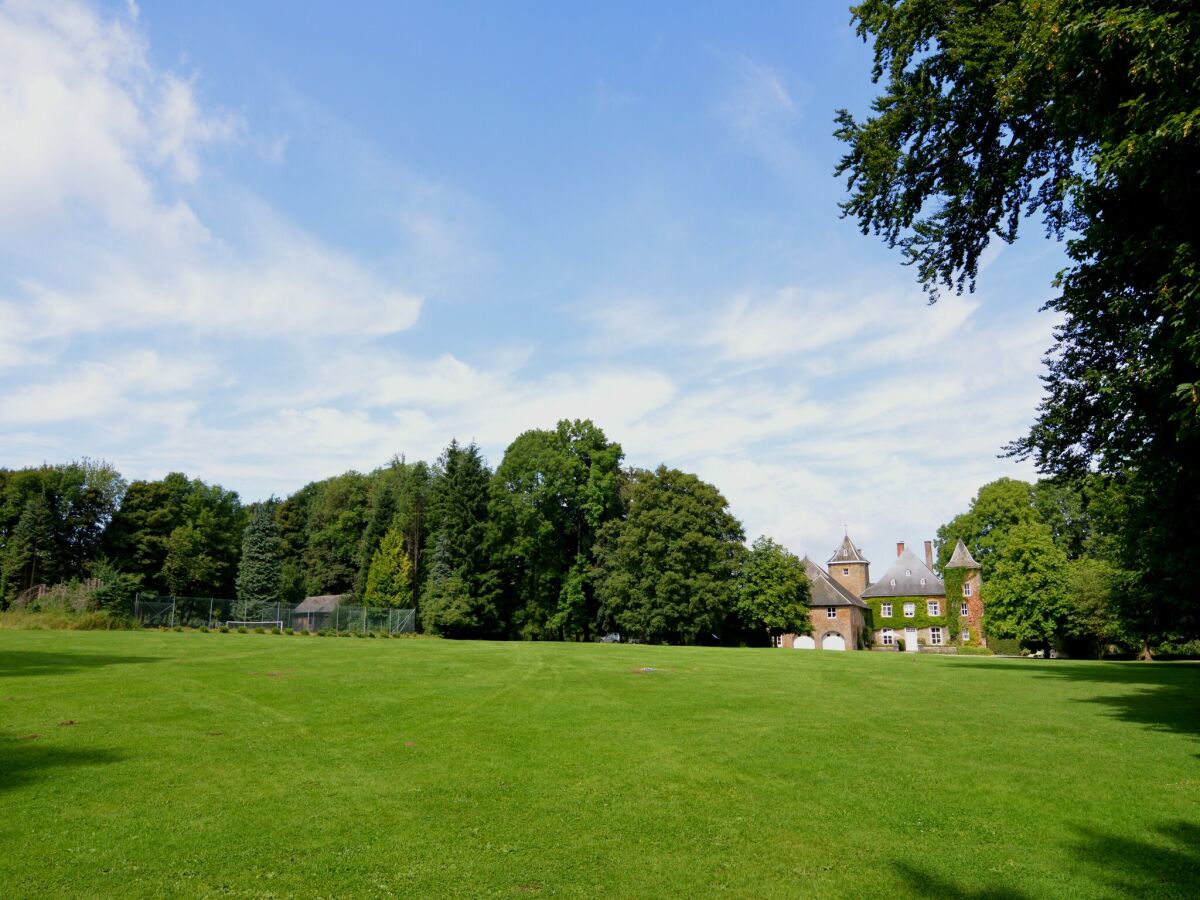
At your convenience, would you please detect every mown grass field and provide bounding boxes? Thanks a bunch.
[1,631,1197,898]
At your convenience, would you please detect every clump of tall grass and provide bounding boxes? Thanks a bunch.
[0,608,133,630]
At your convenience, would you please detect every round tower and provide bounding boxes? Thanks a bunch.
[945,538,985,646]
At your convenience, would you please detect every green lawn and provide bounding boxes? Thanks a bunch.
[1,632,1197,898]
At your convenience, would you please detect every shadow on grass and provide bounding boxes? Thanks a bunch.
[893,863,1029,898]
[957,660,1200,742]
[1067,820,1200,897]
[893,819,1200,899]
[0,649,164,678]
[0,739,124,793]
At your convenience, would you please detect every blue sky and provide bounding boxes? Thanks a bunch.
[0,1,1066,566]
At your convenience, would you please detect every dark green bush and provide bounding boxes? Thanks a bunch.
[237,626,247,634]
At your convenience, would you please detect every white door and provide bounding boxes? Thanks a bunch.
[795,635,815,650]
[821,632,845,651]
[904,627,919,652]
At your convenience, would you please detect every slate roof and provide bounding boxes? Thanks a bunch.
[861,548,945,598]
[803,556,869,609]
[945,539,981,570]
[294,593,347,613]
[826,534,869,566]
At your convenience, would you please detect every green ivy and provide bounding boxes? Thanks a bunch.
[942,569,965,641]
[864,595,949,635]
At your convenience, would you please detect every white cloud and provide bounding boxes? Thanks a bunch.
[0,0,422,354]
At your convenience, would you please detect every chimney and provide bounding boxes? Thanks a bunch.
[896,541,905,558]
[924,540,934,567]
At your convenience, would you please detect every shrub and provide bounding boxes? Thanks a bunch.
[254,627,265,634]
[0,609,134,631]
[199,626,210,633]
[284,628,294,635]
[173,625,183,632]
[237,626,247,634]
[270,627,281,635]
[219,626,229,633]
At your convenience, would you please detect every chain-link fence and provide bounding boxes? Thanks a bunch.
[133,594,416,634]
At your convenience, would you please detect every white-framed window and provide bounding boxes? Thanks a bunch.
[919,577,926,586]
[881,602,893,617]
[881,628,894,646]
[903,602,915,618]
[930,627,943,646]
[842,567,850,576]
[890,578,897,587]
[905,569,912,577]
[961,601,969,616]
[962,628,970,642]
[927,600,940,616]
[963,582,973,597]
[827,607,837,619]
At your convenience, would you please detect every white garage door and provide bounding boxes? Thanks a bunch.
[821,632,846,651]
[794,635,815,650]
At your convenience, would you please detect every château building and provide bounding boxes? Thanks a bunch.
[779,534,984,652]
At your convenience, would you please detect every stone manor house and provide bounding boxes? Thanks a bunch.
[778,534,984,652]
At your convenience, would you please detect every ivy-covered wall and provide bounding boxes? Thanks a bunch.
[864,595,950,634]
[942,568,966,642]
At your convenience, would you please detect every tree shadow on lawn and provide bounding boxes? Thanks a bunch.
[0,738,124,793]
[893,819,1200,899]
[955,660,1200,742]
[0,649,164,678]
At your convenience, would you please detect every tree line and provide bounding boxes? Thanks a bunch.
[0,423,1193,655]
[0,422,811,645]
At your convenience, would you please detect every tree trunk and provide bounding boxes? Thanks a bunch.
[1138,638,1154,661]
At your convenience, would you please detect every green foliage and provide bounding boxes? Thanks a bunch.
[236,502,283,616]
[1,494,57,604]
[865,596,949,635]
[838,1,1200,643]
[0,460,126,602]
[363,525,413,607]
[935,478,1037,578]
[984,522,1070,644]
[488,419,623,640]
[1064,556,1128,658]
[593,466,745,644]
[101,472,243,597]
[733,536,811,639]
[420,441,498,636]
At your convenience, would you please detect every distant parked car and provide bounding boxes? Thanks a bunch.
[600,632,621,643]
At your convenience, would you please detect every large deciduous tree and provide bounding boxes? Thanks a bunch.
[837,1,1200,644]
[593,466,745,644]
[489,419,623,640]
[733,537,811,644]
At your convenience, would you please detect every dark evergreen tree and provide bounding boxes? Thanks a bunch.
[236,501,283,618]
[421,441,498,636]
[1,495,57,603]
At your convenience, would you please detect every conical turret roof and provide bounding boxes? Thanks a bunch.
[827,534,869,566]
[945,539,981,569]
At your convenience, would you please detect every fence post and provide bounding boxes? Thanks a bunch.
[335,605,340,632]
[208,597,214,628]
[170,596,176,628]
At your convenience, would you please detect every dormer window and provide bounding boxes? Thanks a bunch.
[905,569,912,577]
[890,579,896,587]
[919,577,926,586]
